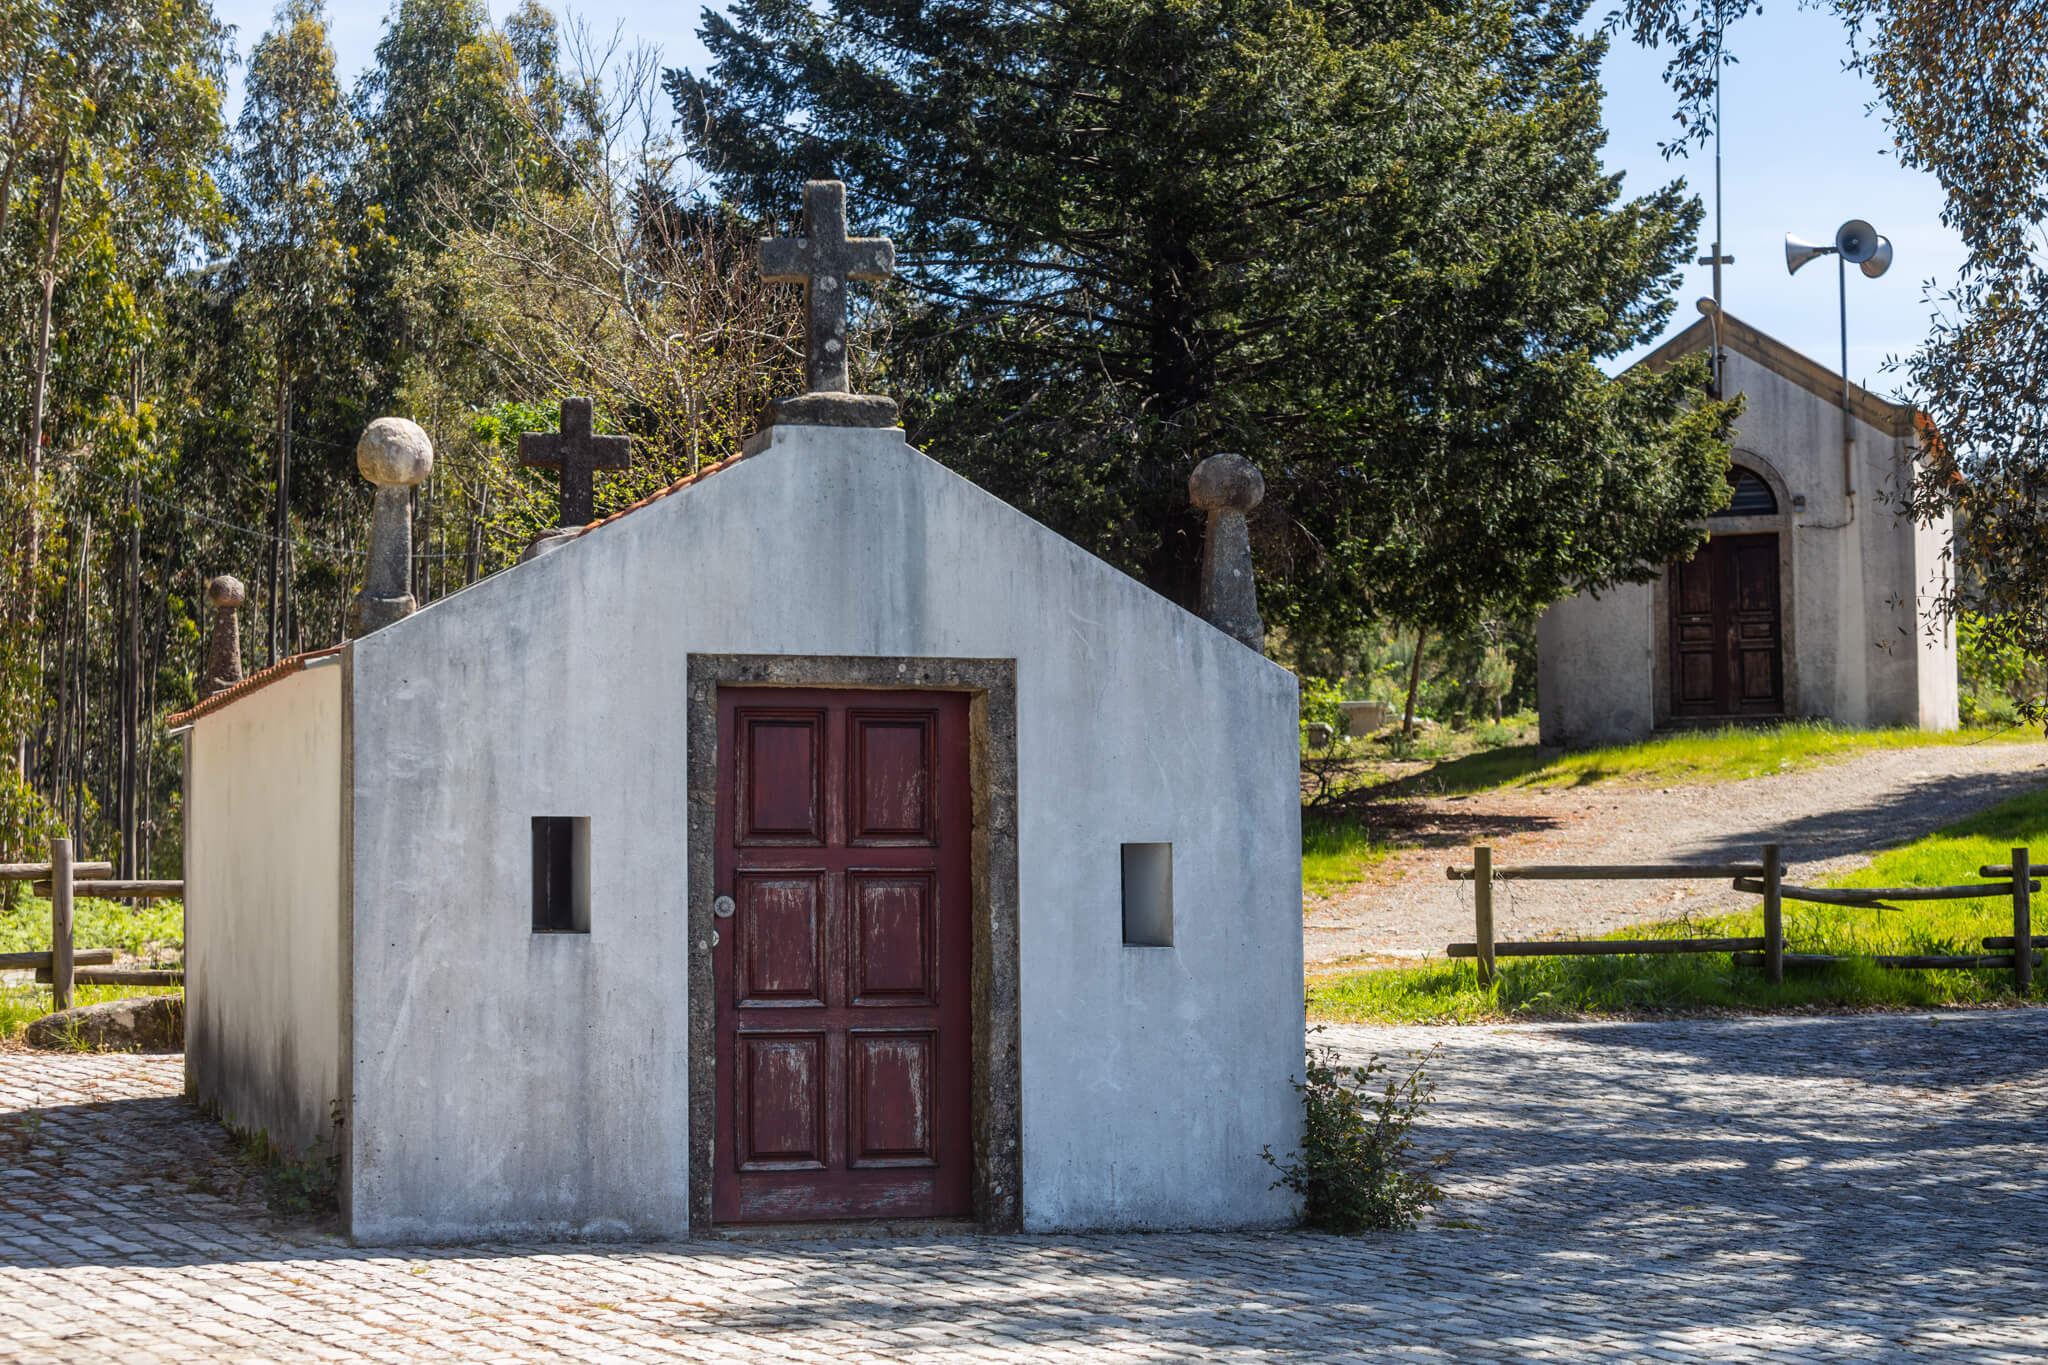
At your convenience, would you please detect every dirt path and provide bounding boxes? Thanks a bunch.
[1306,740,2048,967]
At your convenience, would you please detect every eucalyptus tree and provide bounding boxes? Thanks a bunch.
[233,0,361,664]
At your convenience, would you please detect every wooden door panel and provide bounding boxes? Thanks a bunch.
[734,871,827,1007]
[1669,533,1783,719]
[849,1030,939,1167]
[715,687,973,1224]
[849,711,938,845]
[848,871,937,1006]
[1678,652,1716,705]
[737,710,826,845]
[735,1031,828,1170]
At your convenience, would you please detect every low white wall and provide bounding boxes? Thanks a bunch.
[1537,584,1655,746]
[345,426,1301,1241]
[185,663,345,1160]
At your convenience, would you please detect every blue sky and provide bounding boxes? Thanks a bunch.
[212,0,1962,399]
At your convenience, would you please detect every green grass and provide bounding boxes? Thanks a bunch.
[1303,819,1397,899]
[1309,785,2048,1023]
[1379,720,2036,797]
[0,892,183,1041]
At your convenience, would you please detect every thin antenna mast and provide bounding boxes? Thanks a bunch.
[1697,9,1734,395]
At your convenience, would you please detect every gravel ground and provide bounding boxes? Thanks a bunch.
[1306,740,2048,966]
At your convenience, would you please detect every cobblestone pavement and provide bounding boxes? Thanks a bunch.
[2,1008,2044,1363]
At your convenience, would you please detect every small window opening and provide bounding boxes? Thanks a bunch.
[1121,843,1173,947]
[532,817,590,933]
[1713,467,1778,517]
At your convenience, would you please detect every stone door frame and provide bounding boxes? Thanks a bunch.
[686,654,1021,1233]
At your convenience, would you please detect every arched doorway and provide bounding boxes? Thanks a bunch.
[1669,466,1786,719]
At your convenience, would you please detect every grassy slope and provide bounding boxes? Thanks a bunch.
[0,895,183,1039]
[1310,785,2048,1023]
[1366,721,2035,798]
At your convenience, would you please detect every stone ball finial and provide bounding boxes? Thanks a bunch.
[206,574,246,609]
[1189,453,1265,513]
[357,417,435,487]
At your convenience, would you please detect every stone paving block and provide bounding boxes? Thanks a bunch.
[3,1011,2047,1360]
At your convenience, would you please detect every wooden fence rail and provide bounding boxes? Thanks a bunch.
[1446,843,2036,993]
[4,837,185,1010]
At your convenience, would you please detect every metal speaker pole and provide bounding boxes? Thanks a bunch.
[1786,233,1834,275]
[1835,219,1880,264]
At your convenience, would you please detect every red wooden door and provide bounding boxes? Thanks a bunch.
[713,687,973,1224]
[1669,533,1783,718]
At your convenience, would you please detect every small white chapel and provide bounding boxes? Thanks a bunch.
[1538,308,1958,747]
[168,181,1303,1244]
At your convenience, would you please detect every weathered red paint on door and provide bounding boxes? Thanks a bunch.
[713,687,973,1223]
[1670,533,1784,718]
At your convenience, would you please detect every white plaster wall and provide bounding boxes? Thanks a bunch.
[1537,584,1655,746]
[1538,344,1958,739]
[185,663,345,1158]
[344,426,1302,1242]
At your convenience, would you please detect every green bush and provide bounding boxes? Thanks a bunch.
[1298,675,1346,737]
[1262,1044,1443,1232]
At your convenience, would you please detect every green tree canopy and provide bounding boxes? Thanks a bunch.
[673,0,1735,647]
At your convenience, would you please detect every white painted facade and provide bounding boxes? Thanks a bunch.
[182,423,1303,1242]
[1538,313,1957,747]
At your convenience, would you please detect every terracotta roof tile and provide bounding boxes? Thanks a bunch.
[164,645,345,730]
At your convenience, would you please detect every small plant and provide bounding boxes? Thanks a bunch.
[1263,1042,1444,1232]
[225,1101,344,1221]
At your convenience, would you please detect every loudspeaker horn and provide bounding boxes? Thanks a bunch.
[1785,233,1833,275]
[1835,218,1880,264]
[1859,235,1893,279]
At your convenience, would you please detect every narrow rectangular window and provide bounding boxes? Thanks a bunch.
[532,817,591,933]
[1121,843,1173,947]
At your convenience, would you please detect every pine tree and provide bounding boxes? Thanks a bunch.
[673,0,1734,642]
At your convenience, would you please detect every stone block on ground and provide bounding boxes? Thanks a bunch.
[26,994,182,1052]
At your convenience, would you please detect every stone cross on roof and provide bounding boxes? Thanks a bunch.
[519,397,632,528]
[758,180,898,429]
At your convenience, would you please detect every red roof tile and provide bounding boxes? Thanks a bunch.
[164,645,345,729]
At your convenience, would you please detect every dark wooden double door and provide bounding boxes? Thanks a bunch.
[1669,533,1784,719]
[713,687,973,1224]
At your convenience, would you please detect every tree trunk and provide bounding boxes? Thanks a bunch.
[268,373,291,664]
[0,66,34,254]
[1403,628,1427,740]
[26,141,68,482]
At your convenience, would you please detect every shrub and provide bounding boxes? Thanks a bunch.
[1298,675,1346,737]
[1263,1043,1443,1232]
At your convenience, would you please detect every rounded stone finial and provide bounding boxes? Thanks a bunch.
[206,575,246,609]
[357,417,435,487]
[1189,453,1264,513]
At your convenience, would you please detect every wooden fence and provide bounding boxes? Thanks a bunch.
[1446,842,2038,991]
[4,836,184,1011]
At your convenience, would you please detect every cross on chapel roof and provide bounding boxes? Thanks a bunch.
[757,180,899,430]
[518,396,632,527]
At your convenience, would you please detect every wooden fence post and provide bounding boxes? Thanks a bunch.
[1474,845,1495,988]
[50,835,73,1012]
[2013,846,2033,996]
[1762,842,1784,986]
